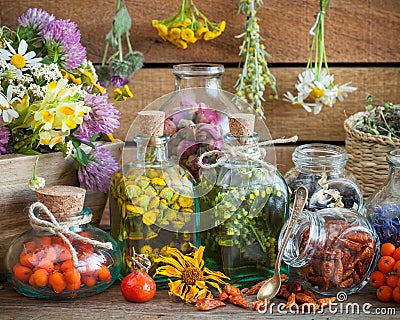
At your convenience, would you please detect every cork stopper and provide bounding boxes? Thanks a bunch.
[137,110,165,136]
[35,186,86,220]
[228,113,255,136]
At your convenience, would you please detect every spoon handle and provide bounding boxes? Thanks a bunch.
[274,186,308,274]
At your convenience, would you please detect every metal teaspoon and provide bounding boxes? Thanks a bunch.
[257,186,308,301]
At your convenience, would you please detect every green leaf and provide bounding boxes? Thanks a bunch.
[72,141,89,166]
[113,5,132,38]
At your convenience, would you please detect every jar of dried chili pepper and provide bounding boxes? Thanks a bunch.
[280,207,379,295]
[284,144,363,211]
[363,149,400,247]
[109,111,199,286]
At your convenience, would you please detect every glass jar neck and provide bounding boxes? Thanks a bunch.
[292,143,347,175]
[387,149,400,188]
[173,63,224,90]
[224,132,263,159]
[134,135,169,163]
[281,210,321,267]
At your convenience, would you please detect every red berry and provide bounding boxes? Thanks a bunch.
[121,270,156,302]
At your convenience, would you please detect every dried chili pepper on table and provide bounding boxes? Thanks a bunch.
[196,298,226,311]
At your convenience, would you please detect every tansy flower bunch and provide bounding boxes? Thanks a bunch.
[283,0,356,114]
[152,0,226,49]
[234,0,277,119]
[0,8,132,193]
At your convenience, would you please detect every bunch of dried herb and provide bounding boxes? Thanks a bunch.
[354,95,400,140]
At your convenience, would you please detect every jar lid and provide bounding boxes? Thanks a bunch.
[35,185,86,219]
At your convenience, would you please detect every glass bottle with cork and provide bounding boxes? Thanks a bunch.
[4,185,121,299]
[109,110,199,285]
[197,113,290,288]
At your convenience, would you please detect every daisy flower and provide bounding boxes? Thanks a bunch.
[154,244,229,303]
[0,40,42,75]
[0,86,20,123]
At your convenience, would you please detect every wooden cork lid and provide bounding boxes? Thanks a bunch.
[228,113,255,136]
[137,110,165,136]
[36,186,86,219]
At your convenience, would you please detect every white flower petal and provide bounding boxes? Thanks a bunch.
[17,40,28,55]
[4,41,16,55]
[24,51,36,60]
[0,49,12,58]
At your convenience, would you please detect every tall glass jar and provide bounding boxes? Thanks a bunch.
[198,115,290,288]
[285,144,363,211]
[280,208,379,295]
[363,149,400,246]
[161,63,234,181]
[109,111,199,285]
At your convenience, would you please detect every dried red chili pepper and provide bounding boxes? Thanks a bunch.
[252,299,269,311]
[229,294,249,309]
[219,291,229,302]
[195,298,226,311]
[224,284,242,297]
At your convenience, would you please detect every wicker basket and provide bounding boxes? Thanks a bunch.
[344,111,400,198]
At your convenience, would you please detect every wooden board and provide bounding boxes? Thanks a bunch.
[113,67,400,142]
[2,0,400,63]
[0,281,399,320]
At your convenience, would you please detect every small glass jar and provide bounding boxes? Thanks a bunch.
[363,149,400,246]
[285,143,363,211]
[109,133,199,285]
[4,207,121,300]
[280,208,379,295]
[198,131,290,288]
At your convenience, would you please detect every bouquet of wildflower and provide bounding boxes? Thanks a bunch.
[96,0,144,87]
[283,0,356,114]
[0,8,131,193]
[152,0,226,49]
[234,0,277,119]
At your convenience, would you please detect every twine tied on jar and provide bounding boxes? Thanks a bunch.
[28,201,113,267]
[198,136,298,171]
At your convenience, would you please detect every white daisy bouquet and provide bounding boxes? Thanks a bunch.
[283,0,356,114]
[0,8,132,192]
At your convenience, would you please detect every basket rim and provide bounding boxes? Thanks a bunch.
[344,111,400,146]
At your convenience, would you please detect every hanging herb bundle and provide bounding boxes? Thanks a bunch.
[96,0,144,88]
[234,0,277,119]
[152,0,226,49]
[283,0,356,115]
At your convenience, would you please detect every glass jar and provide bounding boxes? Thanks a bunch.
[198,132,290,288]
[363,149,400,246]
[285,143,363,211]
[280,208,379,295]
[4,207,121,299]
[109,134,199,285]
[161,63,235,181]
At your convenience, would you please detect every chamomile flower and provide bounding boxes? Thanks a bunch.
[0,40,42,75]
[0,86,20,123]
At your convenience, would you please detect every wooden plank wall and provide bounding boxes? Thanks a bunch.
[2,0,399,174]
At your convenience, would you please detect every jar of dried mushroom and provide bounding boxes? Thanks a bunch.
[280,207,380,295]
[285,144,363,211]
[198,114,290,288]
[109,111,199,285]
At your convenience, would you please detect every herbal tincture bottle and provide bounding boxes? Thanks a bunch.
[198,113,290,288]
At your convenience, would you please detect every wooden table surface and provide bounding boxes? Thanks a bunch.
[0,280,399,320]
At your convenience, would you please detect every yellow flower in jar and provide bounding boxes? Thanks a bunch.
[142,209,159,226]
[178,195,194,208]
[154,244,230,303]
[151,177,166,186]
